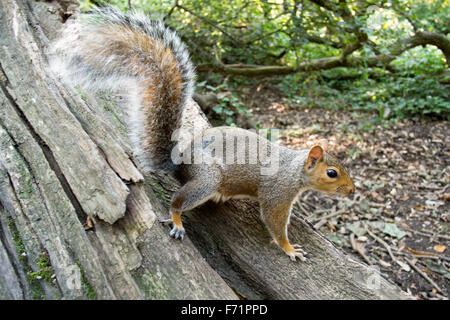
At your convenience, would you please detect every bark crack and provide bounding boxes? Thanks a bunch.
[0,63,88,225]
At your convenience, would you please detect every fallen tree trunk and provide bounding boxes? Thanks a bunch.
[0,0,410,300]
[0,0,235,300]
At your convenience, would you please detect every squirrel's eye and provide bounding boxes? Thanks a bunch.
[327,169,338,178]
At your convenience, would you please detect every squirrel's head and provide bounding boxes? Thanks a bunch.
[302,143,355,196]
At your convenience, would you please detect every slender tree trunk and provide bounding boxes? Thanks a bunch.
[0,0,410,300]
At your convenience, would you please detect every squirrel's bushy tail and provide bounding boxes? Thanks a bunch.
[51,6,195,170]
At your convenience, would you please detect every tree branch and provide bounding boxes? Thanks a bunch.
[176,4,240,46]
[198,31,450,76]
[304,34,344,48]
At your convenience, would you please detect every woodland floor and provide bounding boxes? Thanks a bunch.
[227,83,450,300]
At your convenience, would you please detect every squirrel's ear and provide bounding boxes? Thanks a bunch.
[318,139,329,152]
[306,145,324,169]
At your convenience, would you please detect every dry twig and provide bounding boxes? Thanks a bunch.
[295,200,310,217]
[366,166,410,173]
[405,227,450,241]
[364,223,409,271]
[309,208,347,223]
[350,233,372,265]
[405,258,444,294]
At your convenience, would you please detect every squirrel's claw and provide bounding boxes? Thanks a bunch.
[170,226,185,240]
[288,252,308,262]
[287,244,308,262]
[160,218,185,240]
[169,224,185,240]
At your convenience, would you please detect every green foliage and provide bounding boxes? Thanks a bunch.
[391,0,450,34]
[78,0,449,120]
[327,234,345,247]
[77,261,97,299]
[197,78,252,126]
[7,217,47,299]
[377,76,449,118]
[393,46,447,75]
[28,254,55,284]
[276,37,449,120]
[277,67,449,120]
[8,216,27,263]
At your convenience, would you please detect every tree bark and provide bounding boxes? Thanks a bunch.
[0,0,410,300]
[0,0,235,300]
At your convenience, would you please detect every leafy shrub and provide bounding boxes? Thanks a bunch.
[196,79,252,126]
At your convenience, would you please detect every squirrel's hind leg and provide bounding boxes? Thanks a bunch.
[161,176,220,240]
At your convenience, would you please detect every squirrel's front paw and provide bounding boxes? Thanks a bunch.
[285,244,308,262]
[169,225,185,240]
[160,219,185,240]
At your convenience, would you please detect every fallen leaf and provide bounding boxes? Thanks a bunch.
[383,223,406,239]
[327,221,336,231]
[415,204,425,211]
[433,244,446,253]
[396,260,411,272]
[425,261,450,280]
[346,222,366,237]
[367,220,385,231]
[84,216,94,230]
[327,235,345,247]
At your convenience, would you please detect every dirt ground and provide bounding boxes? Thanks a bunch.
[234,84,449,300]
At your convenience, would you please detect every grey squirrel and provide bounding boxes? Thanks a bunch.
[52,7,355,262]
